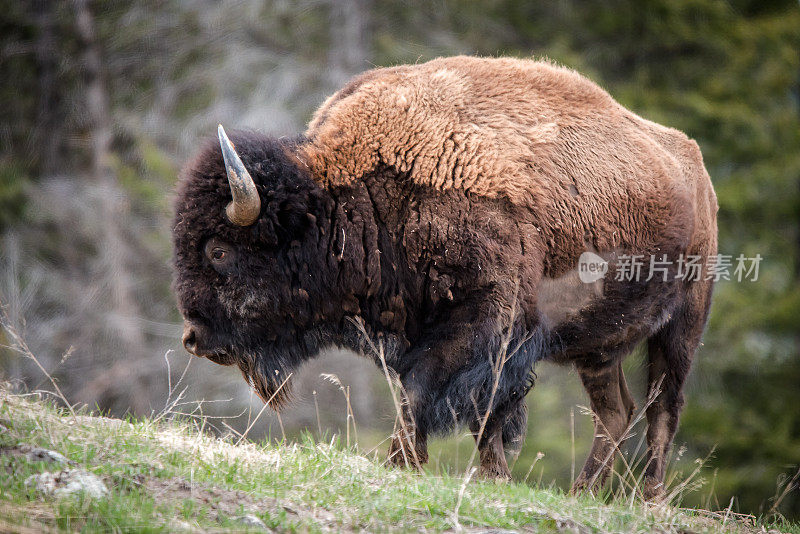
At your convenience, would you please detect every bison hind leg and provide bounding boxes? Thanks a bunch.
[642,279,714,501]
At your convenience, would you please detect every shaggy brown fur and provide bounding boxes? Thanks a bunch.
[173,56,718,501]
[298,56,716,276]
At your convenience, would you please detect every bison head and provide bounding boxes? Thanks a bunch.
[172,126,334,406]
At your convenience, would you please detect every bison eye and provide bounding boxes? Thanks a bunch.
[211,247,226,261]
[204,238,235,271]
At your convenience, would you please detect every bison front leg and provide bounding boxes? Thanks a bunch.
[383,328,479,472]
[471,423,510,480]
[387,428,428,469]
[383,288,540,476]
[386,394,429,469]
[467,394,528,481]
[382,323,476,471]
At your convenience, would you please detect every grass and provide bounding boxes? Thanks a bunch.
[1,384,797,533]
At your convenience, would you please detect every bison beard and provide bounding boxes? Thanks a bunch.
[173,56,718,499]
[236,349,294,409]
[234,327,334,409]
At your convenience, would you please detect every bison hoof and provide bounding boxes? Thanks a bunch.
[386,444,427,470]
[570,480,587,496]
[477,464,511,482]
[641,478,666,503]
[570,473,601,496]
[386,453,417,469]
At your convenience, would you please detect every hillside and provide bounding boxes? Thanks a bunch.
[0,385,795,533]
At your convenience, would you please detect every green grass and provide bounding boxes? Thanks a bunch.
[0,385,796,533]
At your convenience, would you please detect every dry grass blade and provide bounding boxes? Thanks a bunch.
[320,373,357,447]
[722,496,735,527]
[662,447,715,505]
[0,301,76,420]
[450,466,477,532]
[154,350,194,423]
[162,349,192,413]
[221,420,244,440]
[570,406,576,485]
[767,465,800,518]
[312,390,323,437]
[523,452,545,484]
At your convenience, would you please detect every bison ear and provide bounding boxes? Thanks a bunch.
[261,174,321,245]
[275,194,313,239]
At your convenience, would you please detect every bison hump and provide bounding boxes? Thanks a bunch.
[297,56,647,206]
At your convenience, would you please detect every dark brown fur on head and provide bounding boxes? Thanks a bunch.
[172,132,347,408]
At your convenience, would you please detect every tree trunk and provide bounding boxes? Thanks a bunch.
[33,0,61,174]
[74,0,113,181]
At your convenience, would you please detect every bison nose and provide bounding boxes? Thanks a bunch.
[182,322,198,354]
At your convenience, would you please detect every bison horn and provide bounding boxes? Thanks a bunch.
[218,124,261,226]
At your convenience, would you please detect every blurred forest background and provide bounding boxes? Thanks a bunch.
[1,0,798,519]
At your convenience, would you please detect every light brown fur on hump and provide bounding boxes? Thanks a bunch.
[297,56,716,266]
[300,56,617,203]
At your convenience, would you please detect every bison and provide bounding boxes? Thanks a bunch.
[173,56,717,499]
